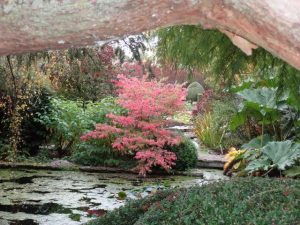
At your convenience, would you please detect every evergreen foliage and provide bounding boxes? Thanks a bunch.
[166,138,198,170]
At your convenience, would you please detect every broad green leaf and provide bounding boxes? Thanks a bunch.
[245,157,271,172]
[230,113,246,131]
[262,141,300,170]
[241,135,272,150]
[243,149,261,161]
[237,87,277,109]
[283,166,300,177]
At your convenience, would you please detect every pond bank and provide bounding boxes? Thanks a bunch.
[0,159,225,177]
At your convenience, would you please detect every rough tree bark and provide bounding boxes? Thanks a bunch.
[0,0,299,69]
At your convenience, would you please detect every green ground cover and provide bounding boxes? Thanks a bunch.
[88,178,300,225]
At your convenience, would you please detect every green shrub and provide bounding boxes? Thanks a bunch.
[0,88,53,157]
[167,138,197,170]
[230,85,300,141]
[0,140,11,160]
[186,82,204,102]
[38,98,92,156]
[21,89,53,155]
[38,96,125,157]
[88,178,300,225]
[70,141,119,166]
[70,140,136,168]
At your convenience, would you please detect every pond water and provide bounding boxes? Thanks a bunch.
[0,169,226,225]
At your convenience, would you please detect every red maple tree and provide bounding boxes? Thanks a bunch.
[81,74,187,175]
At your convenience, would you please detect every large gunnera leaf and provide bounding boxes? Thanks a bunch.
[245,157,272,172]
[262,141,300,170]
[283,166,300,177]
[245,140,300,173]
[241,135,272,150]
[237,87,278,109]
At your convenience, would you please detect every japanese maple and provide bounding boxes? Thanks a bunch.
[81,74,187,175]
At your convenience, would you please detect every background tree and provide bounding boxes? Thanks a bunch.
[46,46,117,102]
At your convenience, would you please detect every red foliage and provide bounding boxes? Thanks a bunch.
[192,89,213,116]
[119,61,206,85]
[97,45,115,68]
[87,209,107,217]
[119,62,144,78]
[81,74,187,175]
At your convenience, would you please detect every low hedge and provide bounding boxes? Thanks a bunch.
[88,178,300,225]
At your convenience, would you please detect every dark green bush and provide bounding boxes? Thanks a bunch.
[167,138,198,170]
[88,178,300,225]
[21,89,53,155]
[0,88,52,157]
[70,141,119,166]
[70,140,136,169]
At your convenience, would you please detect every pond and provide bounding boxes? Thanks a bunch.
[0,168,226,225]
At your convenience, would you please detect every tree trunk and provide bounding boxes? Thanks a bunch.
[0,0,299,69]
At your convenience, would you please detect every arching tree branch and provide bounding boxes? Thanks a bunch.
[0,0,299,69]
